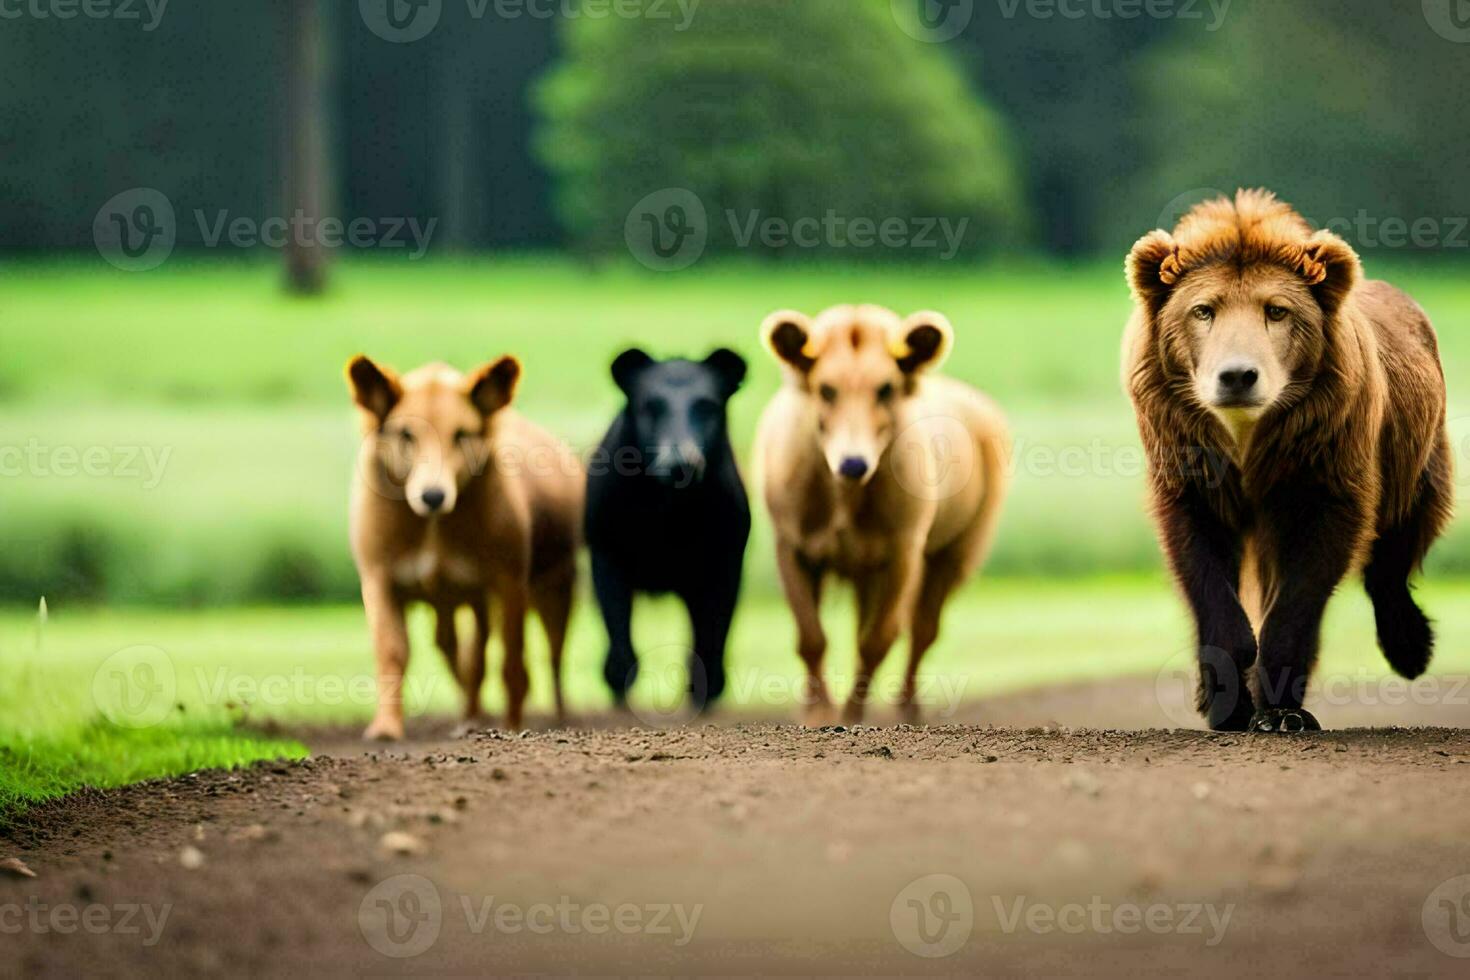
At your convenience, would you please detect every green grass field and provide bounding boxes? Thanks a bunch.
[2,257,1468,817]
[7,577,1470,817]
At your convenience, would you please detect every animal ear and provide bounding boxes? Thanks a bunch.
[1126,229,1182,314]
[893,312,954,375]
[1298,230,1360,316]
[760,310,817,374]
[611,348,654,395]
[466,355,521,415]
[703,348,747,396]
[345,355,402,423]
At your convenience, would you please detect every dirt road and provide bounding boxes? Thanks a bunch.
[5,678,1470,976]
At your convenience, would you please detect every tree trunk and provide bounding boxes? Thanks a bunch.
[281,0,328,294]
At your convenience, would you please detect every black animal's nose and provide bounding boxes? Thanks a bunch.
[1218,366,1259,395]
[838,457,869,480]
[420,488,446,511]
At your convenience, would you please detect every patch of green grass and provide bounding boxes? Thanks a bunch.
[6,577,1470,816]
[0,724,306,820]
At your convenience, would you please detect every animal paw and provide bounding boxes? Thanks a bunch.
[451,717,486,739]
[801,701,837,728]
[1206,694,1256,732]
[363,715,405,741]
[1249,707,1321,734]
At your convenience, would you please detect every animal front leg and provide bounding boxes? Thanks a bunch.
[1253,487,1365,733]
[453,596,490,730]
[845,550,921,725]
[684,563,741,712]
[361,574,410,741]
[499,585,530,732]
[592,551,638,705]
[1156,484,1258,731]
[775,542,831,725]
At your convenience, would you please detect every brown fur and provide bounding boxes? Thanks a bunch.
[1123,189,1452,730]
[756,305,1009,725]
[346,356,583,739]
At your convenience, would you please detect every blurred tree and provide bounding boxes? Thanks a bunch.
[942,4,1171,255]
[0,4,281,249]
[1103,1,1470,255]
[535,0,1027,260]
[0,4,558,255]
[281,0,330,293]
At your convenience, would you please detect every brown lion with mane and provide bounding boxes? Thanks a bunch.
[1123,189,1453,732]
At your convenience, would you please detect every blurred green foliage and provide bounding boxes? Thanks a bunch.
[535,0,1026,257]
[2,2,1467,256]
[1099,1,1470,254]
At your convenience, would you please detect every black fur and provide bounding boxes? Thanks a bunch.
[1363,458,1449,679]
[1155,481,1258,731]
[1251,481,1363,717]
[585,349,751,711]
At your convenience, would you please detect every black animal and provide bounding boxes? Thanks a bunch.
[586,348,751,711]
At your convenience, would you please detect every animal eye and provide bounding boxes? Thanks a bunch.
[818,384,838,404]
[454,429,476,443]
[1266,305,1290,322]
[1190,305,1214,322]
[691,397,720,421]
[876,382,895,404]
[394,428,415,446]
[643,397,668,418]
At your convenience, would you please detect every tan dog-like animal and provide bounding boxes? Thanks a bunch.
[347,356,583,740]
[756,306,1009,724]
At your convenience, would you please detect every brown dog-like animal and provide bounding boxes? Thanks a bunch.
[1124,189,1453,732]
[347,356,583,740]
[756,305,1009,724]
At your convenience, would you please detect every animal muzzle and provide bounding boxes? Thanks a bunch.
[1212,360,1262,407]
[824,443,877,484]
[406,471,457,516]
[650,440,706,486]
